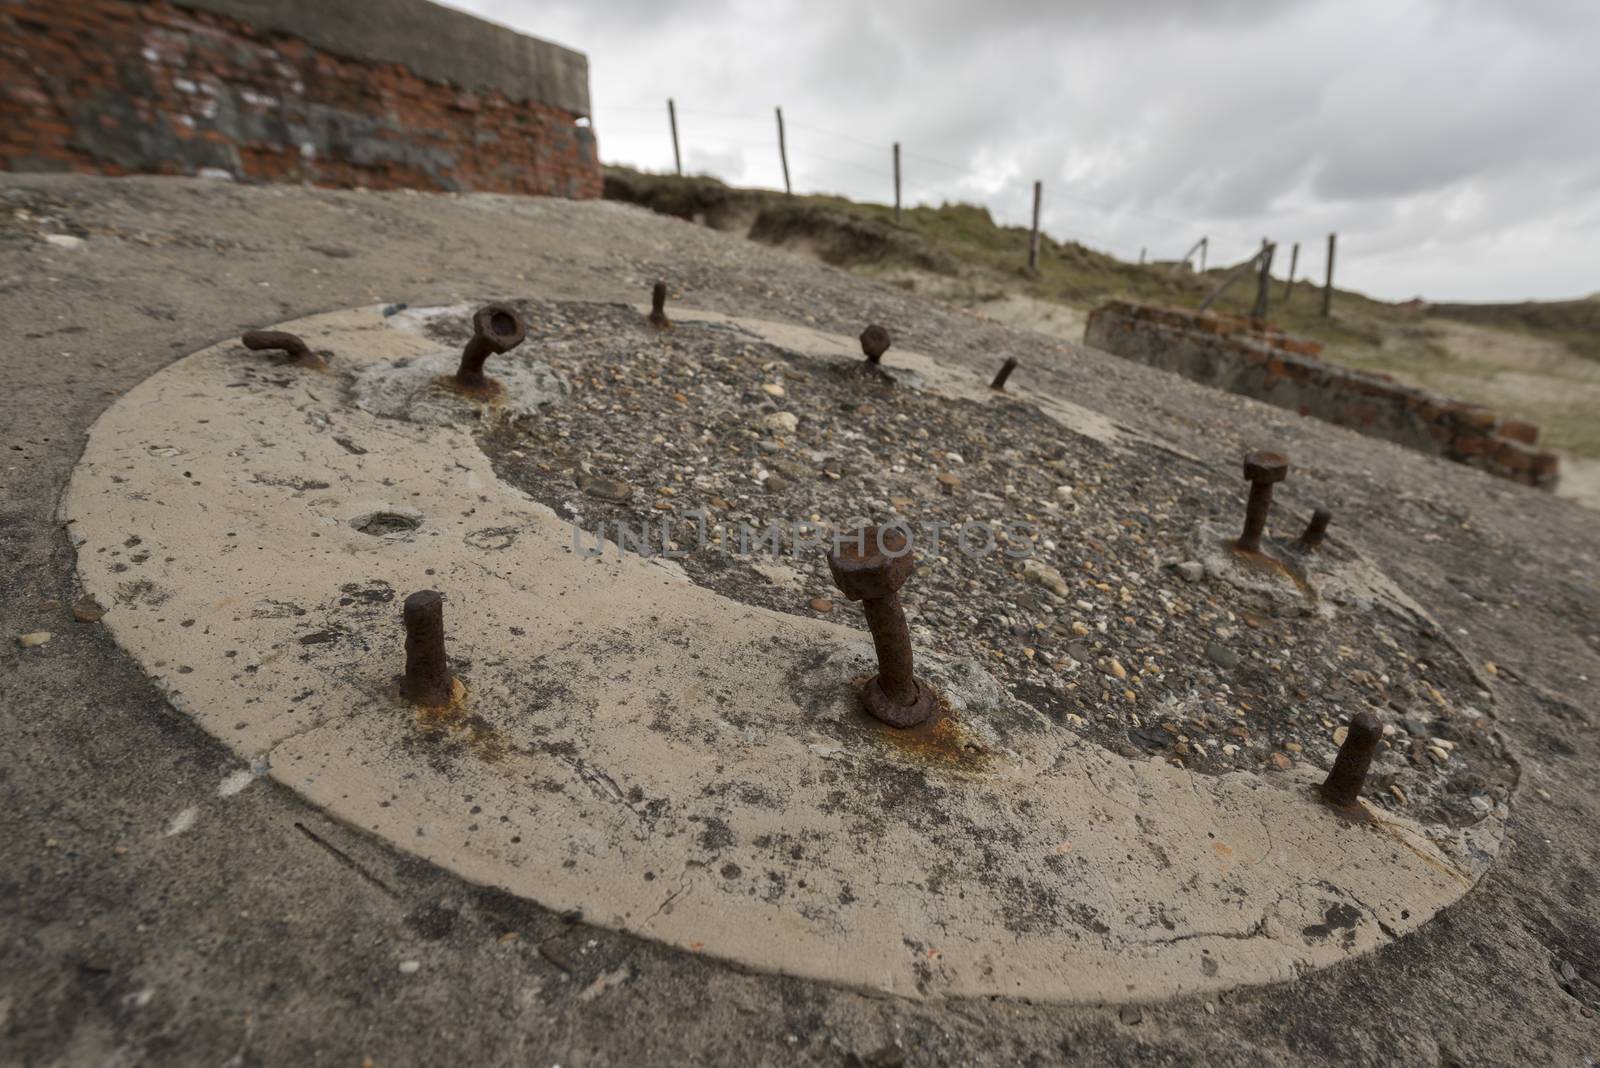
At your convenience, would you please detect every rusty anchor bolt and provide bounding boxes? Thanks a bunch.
[1321,710,1382,807]
[1298,508,1333,551]
[648,280,671,329]
[990,356,1019,390]
[402,590,455,706]
[455,302,527,390]
[859,323,892,364]
[241,330,328,370]
[1236,450,1289,553]
[825,525,939,728]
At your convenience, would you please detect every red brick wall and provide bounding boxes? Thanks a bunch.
[1085,301,1560,490]
[0,0,602,197]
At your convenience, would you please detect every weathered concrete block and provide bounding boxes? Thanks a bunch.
[178,0,591,115]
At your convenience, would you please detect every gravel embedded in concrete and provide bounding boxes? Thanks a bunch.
[453,298,1516,830]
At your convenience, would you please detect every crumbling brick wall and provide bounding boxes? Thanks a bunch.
[0,0,601,198]
[1084,301,1558,489]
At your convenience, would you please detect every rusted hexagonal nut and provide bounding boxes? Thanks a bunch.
[1243,450,1289,483]
[859,324,892,363]
[472,302,527,355]
[826,525,914,601]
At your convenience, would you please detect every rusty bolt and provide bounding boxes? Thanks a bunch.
[1298,508,1332,551]
[648,280,671,329]
[990,356,1019,391]
[242,330,328,370]
[859,324,892,364]
[1236,450,1289,552]
[403,590,454,706]
[1321,710,1381,807]
[825,525,938,728]
[455,302,526,390]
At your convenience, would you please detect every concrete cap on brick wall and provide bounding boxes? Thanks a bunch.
[1496,419,1541,446]
[1084,299,1560,491]
[178,0,592,115]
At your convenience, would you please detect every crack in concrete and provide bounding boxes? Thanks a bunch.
[1341,887,1400,942]
[1125,913,1269,948]
[1368,813,1472,885]
[551,753,653,840]
[638,862,698,932]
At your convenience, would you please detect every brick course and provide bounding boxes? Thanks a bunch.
[0,0,601,197]
[1084,301,1559,490]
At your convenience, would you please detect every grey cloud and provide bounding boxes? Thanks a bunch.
[451,0,1600,300]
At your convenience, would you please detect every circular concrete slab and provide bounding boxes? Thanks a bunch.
[62,302,1507,1003]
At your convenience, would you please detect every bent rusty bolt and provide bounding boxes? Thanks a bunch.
[990,356,1019,390]
[1321,710,1381,807]
[648,280,671,329]
[1236,450,1289,552]
[859,324,892,364]
[455,303,527,390]
[825,525,938,727]
[1298,508,1332,551]
[403,590,454,706]
[242,330,328,370]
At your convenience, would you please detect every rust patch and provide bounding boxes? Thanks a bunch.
[402,678,509,762]
[432,375,506,402]
[873,693,992,774]
[1225,541,1318,603]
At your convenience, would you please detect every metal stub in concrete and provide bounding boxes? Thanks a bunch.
[1194,521,1441,629]
[350,304,567,426]
[65,303,1508,1004]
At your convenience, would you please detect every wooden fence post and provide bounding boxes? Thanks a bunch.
[1283,241,1299,300]
[893,143,901,222]
[775,107,791,195]
[667,98,682,176]
[1322,233,1337,317]
[1175,236,1205,276]
[1251,242,1276,318]
[1200,236,1207,273]
[1028,180,1042,271]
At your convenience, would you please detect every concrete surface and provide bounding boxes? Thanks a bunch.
[2,174,1598,1065]
[180,0,593,115]
[62,304,1499,1005]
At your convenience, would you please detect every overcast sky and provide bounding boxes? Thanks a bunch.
[449,0,1599,302]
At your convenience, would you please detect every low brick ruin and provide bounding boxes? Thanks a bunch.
[1084,301,1558,489]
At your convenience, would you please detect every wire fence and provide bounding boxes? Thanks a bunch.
[595,100,1331,283]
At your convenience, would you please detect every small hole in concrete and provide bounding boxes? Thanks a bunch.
[351,511,422,537]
